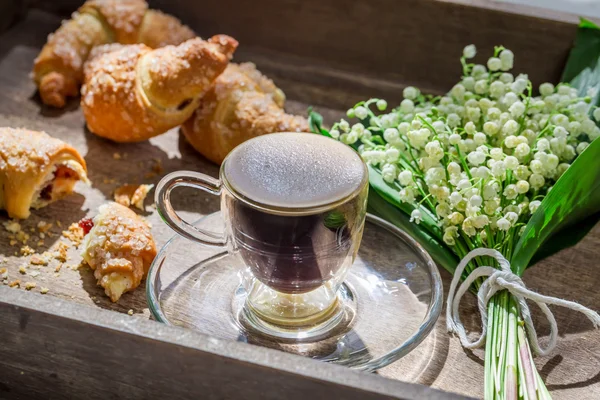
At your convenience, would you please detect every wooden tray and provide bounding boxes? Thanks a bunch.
[1,1,599,399]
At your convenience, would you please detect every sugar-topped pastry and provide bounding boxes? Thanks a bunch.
[0,128,89,219]
[182,62,310,164]
[32,0,196,108]
[81,36,237,142]
[81,202,157,302]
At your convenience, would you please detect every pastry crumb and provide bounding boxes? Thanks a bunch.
[40,287,49,294]
[20,245,34,256]
[8,279,20,288]
[127,309,134,316]
[18,265,27,274]
[24,282,36,290]
[37,221,53,234]
[3,220,21,234]
[16,231,30,244]
[113,152,122,160]
[30,254,49,266]
[54,264,62,273]
[114,184,154,210]
[62,223,84,245]
[9,239,17,246]
[54,242,69,262]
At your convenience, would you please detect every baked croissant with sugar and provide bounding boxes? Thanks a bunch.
[33,0,195,108]
[181,63,310,164]
[0,128,89,219]
[81,35,238,142]
[81,202,156,302]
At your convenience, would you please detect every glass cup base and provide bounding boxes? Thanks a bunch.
[234,281,356,341]
[147,211,442,371]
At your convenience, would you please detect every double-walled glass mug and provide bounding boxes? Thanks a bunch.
[156,132,368,339]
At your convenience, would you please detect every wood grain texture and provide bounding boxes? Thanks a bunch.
[0,287,466,400]
[0,6,599,400]
[146,0,577,107]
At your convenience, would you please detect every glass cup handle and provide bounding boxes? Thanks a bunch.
[155,171,227,247]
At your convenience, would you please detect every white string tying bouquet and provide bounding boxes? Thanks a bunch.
[446,248,600,356]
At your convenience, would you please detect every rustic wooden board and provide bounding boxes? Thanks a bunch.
[0,5,599,400]
[1,287,466,400]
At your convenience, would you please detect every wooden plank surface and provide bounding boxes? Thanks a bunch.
[0,6,599,400]
[1,287,467,400]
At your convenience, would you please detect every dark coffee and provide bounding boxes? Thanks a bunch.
[222,133,368,294]
[227,195,366,293]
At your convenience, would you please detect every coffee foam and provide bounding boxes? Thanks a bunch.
[224,133,366,209]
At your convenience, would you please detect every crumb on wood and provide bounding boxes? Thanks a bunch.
[18,265,26,275]
[127,309,134,316]
[56,221,62,228]
[54,242,69,262]
[9,239,17,246]
[114,184,154,210]
[30,254,48,266]
[24,282,36,290]
[9,280,20,288]
[113,152,122,160]
[62,223,84,245]
[3,220,21,234]
[54,264,62,273]
[40,287,49,294]
[37,221,52,234]
[20,246,34,256]
[67,263,82,271]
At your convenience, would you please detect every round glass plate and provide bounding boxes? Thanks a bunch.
[147,212,443,372]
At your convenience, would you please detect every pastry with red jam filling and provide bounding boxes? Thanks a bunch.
[0,128,89,219]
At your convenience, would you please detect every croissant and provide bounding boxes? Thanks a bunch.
[81,202,156,302]
[181,63,310,164]
[0,128,89,219]
[81,35,237,142]
[32,0,195,108]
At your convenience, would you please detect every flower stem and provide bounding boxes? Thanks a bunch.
[485,291,553,399]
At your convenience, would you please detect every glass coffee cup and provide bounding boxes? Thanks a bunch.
[156,132,368,338]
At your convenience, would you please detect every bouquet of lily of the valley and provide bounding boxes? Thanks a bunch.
[309,20,600,400]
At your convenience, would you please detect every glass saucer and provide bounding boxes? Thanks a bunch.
[147,212,443,372]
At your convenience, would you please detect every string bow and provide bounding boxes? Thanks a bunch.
[446,248,600,356]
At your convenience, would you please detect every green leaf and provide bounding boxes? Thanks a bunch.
[368,189,459,275]
[307,108,332,137]
[561,19,600,107]
[512,138,600,275]
[528,209,600,266]
[579,18,600,30]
